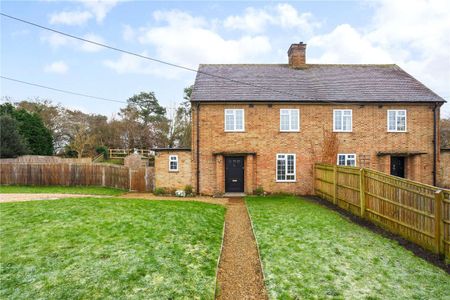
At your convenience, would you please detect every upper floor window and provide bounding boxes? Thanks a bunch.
[333,109,352,132]
[225,109,244,132]
[387,110,407,132]
[337,154,356,166]
[169,155,178,171]
[280,109,300,132]
[276,154,296,182]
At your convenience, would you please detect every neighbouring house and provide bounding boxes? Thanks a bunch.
[158,42,447,195]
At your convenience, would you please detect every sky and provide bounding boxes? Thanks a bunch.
[1,0,449,118]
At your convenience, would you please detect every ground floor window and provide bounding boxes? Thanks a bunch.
[337,154,356,166]
[169,155,178,171]
[276,154,296,182]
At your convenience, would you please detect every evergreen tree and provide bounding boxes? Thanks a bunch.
[0,103,54,155]
[0,115,28,158]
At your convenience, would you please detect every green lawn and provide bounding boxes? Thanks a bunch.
[0,185,125,195]
[246,196,450,299]
[0,198,225,299]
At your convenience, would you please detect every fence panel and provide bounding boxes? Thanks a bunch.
[364,169,437,253]
[0,163,154,192]
[314,163,450,259]
[314,164,334,203]
[443,191,450,258]
[336,166,361,215]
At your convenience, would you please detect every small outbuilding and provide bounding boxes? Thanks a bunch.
[152,148,192,191]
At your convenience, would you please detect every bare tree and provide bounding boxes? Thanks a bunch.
[69,122,96,158]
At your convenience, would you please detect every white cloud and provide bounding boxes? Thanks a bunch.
[48,0,118,26]
[103,51,154,74]
[41,32,106,53]
[105,10,272,77]
[80,33,105,52]
[44,61,69,74]
[224,3,320,34]
[79,0,118,23]
[10,29,30,37]
[308,24,393,64]
[49,11,92,26]
[308,0,450,115]
[122,24,135,42]
[41,33,72,48]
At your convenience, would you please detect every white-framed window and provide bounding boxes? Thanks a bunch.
[337,154,356,166]
[280,109,300,132]
[333,109,352,132]
[387,110,407,132]
[276,154,296,182]
[224,109,245,132]
[169,155,178,171]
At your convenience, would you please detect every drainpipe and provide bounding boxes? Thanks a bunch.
[432,103,438,186]
[196,102,200,194]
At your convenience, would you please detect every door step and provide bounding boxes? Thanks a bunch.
[223,193,246,198]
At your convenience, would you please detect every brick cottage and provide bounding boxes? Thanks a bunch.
[154,43,446,196]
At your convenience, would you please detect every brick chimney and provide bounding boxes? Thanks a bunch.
[288,42,306,67]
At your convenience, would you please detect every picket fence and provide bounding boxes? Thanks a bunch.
[314,163,450,259]
[0,163,154,192]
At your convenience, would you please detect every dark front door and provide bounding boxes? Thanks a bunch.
[390,156,405,178]
[225,157,244,193]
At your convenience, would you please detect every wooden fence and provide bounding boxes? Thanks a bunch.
[314,163,450,259]
[109,149,152,159]
[0,163,154,192]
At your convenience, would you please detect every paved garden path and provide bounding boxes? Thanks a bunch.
[216,198,268,299]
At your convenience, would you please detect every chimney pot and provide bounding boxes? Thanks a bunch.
[288,42,307,67]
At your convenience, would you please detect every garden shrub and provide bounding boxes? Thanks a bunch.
[154,187,178,196]
[254,186,265,196]
[96,146,108,159]
[184,185,193,196]
[153,187,166,196]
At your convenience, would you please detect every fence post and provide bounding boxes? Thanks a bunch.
[434,190,443,255]
[359,168,366,218]
[102,166,106,187]
[312,164,316,196]
[128,168,132,192]
[333,165,337,205]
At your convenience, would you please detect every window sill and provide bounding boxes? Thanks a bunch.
[276,180,297,183]
[387,130,407,133]
[224,130,246,133]
[333,130,353,133]
[169,170,179,173]
[279,130,300,133]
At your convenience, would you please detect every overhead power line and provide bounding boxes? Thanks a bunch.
[0,75,180,111]
[1,76,126,103]
[0,12,325,102]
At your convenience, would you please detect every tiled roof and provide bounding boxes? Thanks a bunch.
[191,64,445,103]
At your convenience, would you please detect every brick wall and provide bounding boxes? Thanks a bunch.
[192,102,437,195]
[438,150,450,189]
[154,150,192,190]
